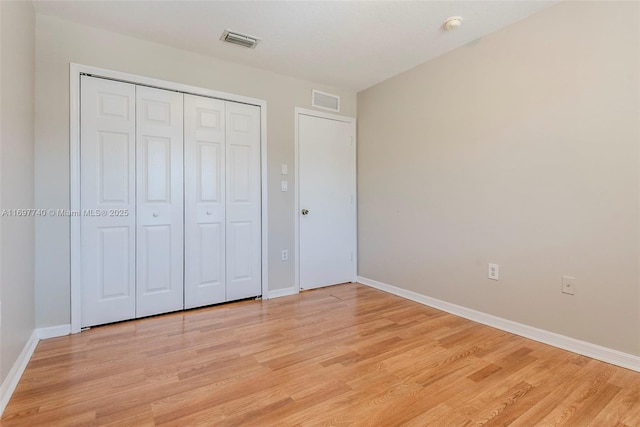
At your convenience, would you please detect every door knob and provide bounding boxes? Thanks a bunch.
[301,209,309,215]
[152,212,159,217]
[206,210,212,215]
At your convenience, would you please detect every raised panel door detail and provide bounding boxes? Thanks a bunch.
[141,225,172,293]
[228,221,252,281]
[136,85,184,318]
[198,108,221,130]
[229,145,252,203]
[199,223,223,287]
[143,100,171,125]
[184,95,226,309]
[143,136,171,202]
[198,142,221,203]
[81,75,136,327]
[99,131,130,204]
[98,227,131,299]
[98,92,129,119]
[230,113,250,133]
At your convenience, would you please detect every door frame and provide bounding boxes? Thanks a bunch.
[70,63,269,333]
[294,107,357,293]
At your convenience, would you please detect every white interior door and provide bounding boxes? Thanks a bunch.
[136,86,184,317]
[226,102,262,301]
[80,76,136,327]
[184,95,226,309]
[298,112,356,290]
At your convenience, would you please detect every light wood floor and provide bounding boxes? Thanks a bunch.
[2,283,639,426]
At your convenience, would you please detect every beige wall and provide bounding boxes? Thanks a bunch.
[34,14,356,328]
[357,1,640,355]
[1,0,36,381]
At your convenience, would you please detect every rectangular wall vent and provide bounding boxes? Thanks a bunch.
[312,90,340,112]
[221,29,260,49]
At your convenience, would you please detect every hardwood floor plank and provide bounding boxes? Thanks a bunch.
[1,283,638,426]
[592,370,640,425]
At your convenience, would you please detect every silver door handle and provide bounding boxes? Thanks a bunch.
[206,211,212,215]
[301,209,309,215]
[152,212,159,217]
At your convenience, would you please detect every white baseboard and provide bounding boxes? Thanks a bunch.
[357,276,640,373]
[0,330,39,416]
[267,287,298,299]
[36,324,71,340]
[0,324,71,416]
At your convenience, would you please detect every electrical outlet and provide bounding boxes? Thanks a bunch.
[281,164,288,175]
[281,250,288,261]
[488,263,499,280]
[562,275,575,295]
[281,181,288,192]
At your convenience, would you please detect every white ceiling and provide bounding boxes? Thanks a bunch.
[33,1,557,92]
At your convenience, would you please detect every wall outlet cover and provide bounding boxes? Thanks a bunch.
[488,263,499,280]
[562,275,575,295]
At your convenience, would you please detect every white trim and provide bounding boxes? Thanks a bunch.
[267,287,298,299]
[0,331,38,416]
[294,109,300,294]
[36,324,71,340]
[296,107,354,123]
[294,107,357,293]
[260,98,269,302]
[70,64,81,333]
[70,63,268,330]
[358,276,640,373]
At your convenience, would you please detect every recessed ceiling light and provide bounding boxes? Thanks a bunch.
[444,16,463,31]
[220,29,261,49]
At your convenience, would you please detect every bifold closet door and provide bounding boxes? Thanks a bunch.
[80,76,137,327]
[226,102,261,301]
[184,95,226,309]
[184,98,261,308]
[136,86,185,317]
[82,76,260,323]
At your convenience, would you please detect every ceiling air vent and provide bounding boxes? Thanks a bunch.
[220,29,260,49]
[312,90,340,112]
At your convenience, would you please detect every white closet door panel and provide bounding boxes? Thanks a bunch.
[228,221,252,278]
[136,86,184,317]
[80,76,136,327]
[225,102,261,301]
[184,95,226,308]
